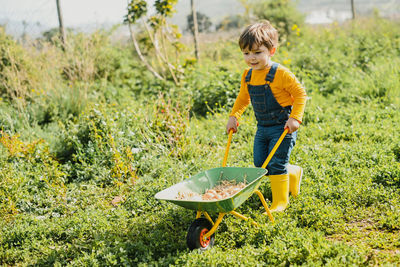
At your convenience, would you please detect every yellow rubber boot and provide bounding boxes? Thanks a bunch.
[288,164,303,198]
[269,174,289,212]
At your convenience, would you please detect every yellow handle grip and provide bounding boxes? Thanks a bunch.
[261,128,288,169]
[222,130,233,167]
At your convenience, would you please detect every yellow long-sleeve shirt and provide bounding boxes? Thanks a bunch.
[230,64,307,123]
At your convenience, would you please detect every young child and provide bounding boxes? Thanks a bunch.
[226,20,306,212]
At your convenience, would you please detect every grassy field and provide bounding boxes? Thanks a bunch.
[0,14,400,266]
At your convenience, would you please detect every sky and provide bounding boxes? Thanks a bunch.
[0,0,245,26]
[0,0,128,28]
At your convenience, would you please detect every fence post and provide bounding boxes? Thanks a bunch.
[351,0,356,19]
[191,0,200,62]
[56,0,66,48]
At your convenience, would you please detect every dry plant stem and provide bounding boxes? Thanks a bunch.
[142,17,177,72]
[2,49,32,126]
[141,18,166,73]
[128,22,165,81]
[160,26,179,86]
[160,23,183,78]
[3,49,26,103]
[164,28,181,71]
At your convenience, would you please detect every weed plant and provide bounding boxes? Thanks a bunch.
[0,17,400,266]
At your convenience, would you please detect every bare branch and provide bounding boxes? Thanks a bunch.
[127,22,165,81]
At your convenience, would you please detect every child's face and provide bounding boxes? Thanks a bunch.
[242,45,275,70]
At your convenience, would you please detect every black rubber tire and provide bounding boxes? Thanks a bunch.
[186,218,215,250]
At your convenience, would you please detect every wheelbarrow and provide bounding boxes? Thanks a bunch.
[155,128,288,250]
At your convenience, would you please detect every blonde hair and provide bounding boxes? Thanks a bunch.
[238,20,278,51]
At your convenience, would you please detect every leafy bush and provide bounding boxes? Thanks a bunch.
[0,131,67,222]
[216,14,247,31]
[372,164,400,188]
[53,104,139,185]
[186,66,241,116]
[187,12,212,33]
[249,0,305,44]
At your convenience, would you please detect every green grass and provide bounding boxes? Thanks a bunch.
[1,17,400,266]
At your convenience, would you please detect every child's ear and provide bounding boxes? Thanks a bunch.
[270,47,276,56]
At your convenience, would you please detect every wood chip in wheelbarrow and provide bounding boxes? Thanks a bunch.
[176,180,246,201]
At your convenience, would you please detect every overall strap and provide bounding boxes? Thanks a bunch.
[245,68,253,83]
[265,62,279,83]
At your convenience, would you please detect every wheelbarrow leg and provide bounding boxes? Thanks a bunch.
[195,211,214,225]
[196,211,202,219]
[202,213,226,240]
[203,212,214,225]
[254,190,275,223]
[230,210,258,226]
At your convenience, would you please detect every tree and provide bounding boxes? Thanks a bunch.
[216,14,246,31]
[41,27,74,45]
[249,0,305,44]
[187,12,212,34]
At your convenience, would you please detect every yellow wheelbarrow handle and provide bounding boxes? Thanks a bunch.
[261,128,289,169]
[223,128,288,168]
[222,130,233,167]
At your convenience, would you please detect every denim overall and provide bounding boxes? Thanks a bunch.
[246,62,297,175]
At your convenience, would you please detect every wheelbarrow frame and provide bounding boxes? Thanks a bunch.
[155,128,288,249]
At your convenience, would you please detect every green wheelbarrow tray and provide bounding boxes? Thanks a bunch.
[154,166,268,213]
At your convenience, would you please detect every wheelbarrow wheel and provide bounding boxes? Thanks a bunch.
[186,218,215,250]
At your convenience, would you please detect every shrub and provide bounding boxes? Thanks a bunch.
[186,66,241,116]
[53,104,138,185]
[0,28,41,104]
[249,0,305,44]
[0,131,67,222]
[216,15,247,31]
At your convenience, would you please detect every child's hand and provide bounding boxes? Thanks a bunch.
[226,116,238,133]
[284,118,300,133]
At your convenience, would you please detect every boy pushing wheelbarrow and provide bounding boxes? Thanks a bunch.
[156,20,307,250]
[226,20,307,212]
